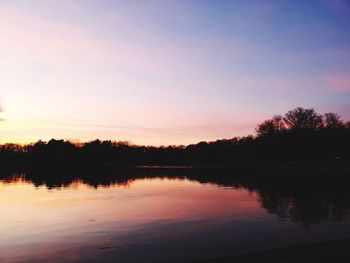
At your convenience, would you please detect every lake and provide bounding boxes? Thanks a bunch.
[1,167,350,262]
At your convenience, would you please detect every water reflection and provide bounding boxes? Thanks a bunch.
[1,167,350,263]
[2,167,350,227]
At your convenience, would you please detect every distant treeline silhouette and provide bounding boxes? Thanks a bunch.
[1,107,350,168]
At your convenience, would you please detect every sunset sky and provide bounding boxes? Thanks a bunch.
[1,0,350,145]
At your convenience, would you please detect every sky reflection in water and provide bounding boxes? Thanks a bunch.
[1,171,350,263]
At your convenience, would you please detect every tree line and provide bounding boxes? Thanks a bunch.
[1,107,349,169]
[256,107,348,136]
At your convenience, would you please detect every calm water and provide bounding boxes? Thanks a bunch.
[1,168,350,262]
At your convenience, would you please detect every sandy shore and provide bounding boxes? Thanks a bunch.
[197,238,350,263]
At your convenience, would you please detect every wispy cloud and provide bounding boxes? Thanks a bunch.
[0,8,109,66]
[1,1,350,145]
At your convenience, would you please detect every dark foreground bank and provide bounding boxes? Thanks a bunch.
[198,238,350,263]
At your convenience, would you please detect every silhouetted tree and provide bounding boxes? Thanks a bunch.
[283,107,323,130]
[324,112,344,129]
[0,106,349,168]
[256,115,286,136]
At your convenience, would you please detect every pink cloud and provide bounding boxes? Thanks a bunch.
[0,5,210,78]
[0,9,109,65]
[326,74,350,92]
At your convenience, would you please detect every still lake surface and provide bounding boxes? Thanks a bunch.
[1,167,350,262]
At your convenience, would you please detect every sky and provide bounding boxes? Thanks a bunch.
[0,0,350,146]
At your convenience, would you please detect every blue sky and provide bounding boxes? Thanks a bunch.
[0,0,349,145]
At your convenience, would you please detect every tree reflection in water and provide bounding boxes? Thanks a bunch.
[1,167,350,228]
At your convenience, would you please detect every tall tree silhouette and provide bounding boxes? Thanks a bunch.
[283,107,323,130]
[0,106,349,168]
[256,115,286,136]
[324,112,344,129]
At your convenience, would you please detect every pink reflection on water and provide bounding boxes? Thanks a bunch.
[0,177,263,263]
